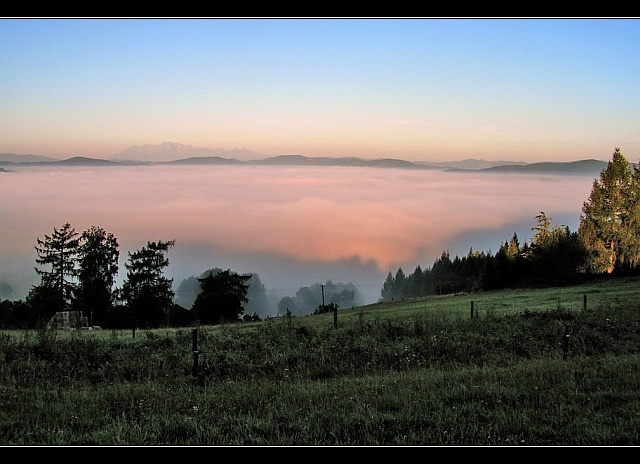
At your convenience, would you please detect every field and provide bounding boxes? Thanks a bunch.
[1,275,640,446]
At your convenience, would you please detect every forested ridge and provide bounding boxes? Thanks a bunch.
[1,147,638,330]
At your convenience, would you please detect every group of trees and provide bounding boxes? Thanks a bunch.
[276,281,362,316]
[19,224,180,329]
[26,224,122,327]
[0,224,258,330]
[380,212,587,301]
[380,147,640,302]
[1,222,359,329]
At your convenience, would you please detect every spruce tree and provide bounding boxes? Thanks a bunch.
[121,240,175,328]
[74,226,120,327]
[380,271,395,302]
[192,269,250,325]
[578,147,639,273]
[32,222,80,316]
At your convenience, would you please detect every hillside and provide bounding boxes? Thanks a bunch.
[3,276,640,445]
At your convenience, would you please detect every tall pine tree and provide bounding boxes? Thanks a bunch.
[31,223,80,318]
[74,226,120,327]
[579,148,639,273]
[121,240,175,328]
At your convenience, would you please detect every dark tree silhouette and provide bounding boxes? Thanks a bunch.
[31,222,80,317]
[380,271,395,302]
[120,240,175,329]
[73,226,119,327]
[192,269,251,325]
[529,212,588,282]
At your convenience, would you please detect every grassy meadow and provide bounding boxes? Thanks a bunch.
[1,275,640,446]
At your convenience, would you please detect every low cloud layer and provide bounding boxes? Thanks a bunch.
[0,165,595,303]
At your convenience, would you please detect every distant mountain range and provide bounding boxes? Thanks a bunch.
[0,142,610,176]
[112,142,260,163]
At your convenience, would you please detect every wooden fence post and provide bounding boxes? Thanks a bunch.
[333,304,338,328]
[192,328,199,384]
[583,294,587,311]
[563,324,570,360]
[471,301,474,319]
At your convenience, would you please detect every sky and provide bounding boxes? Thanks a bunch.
[1,17,640,163]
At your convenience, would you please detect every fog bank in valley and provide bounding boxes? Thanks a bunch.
[0,164,596,305]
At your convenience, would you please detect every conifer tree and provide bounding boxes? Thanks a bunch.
[32,222,80,315]
[579,148,639,273]
[380,271,395,302]
[74,226,120,327]
[121,240,175,328]
[192,269,250,325]
[531,212,587,280]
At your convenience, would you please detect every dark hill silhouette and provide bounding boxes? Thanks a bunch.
[55,156,120,166]
[165,156,243,165]
[245,154,438,169]
[443,159,608,176]
[479,159,607,175]
[0,151,612,175]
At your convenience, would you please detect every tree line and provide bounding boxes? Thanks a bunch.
[380,147,640,301]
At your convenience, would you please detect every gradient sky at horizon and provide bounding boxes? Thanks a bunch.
[2,17,640,163]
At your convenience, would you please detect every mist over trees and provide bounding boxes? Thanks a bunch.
[175,269,364,318]
[173,276,201,309]
[277,280,363,316]
[379,147,639,302]
[3,147,640,329]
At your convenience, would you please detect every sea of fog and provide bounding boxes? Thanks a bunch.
[0,164,597,305]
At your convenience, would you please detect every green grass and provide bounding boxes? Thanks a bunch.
[1,275,640,445]
[2,356,639,445]
[311,274,640,326]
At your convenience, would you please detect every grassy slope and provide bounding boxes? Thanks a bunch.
[290,274,640,329]
[2,275,640,445]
